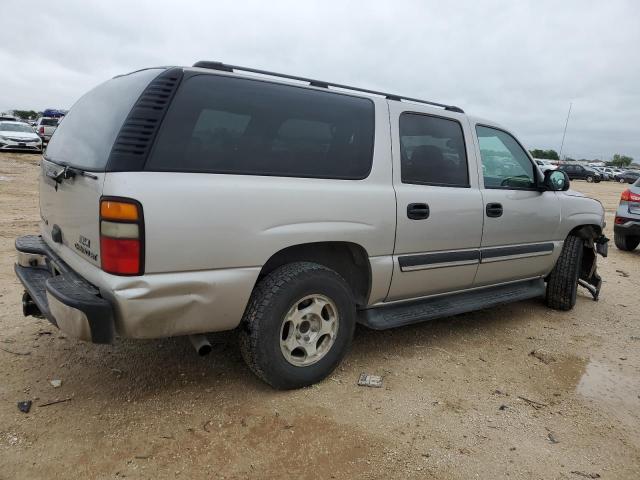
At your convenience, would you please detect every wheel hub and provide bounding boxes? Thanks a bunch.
[280,294,339,367]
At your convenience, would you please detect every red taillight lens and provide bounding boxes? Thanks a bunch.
[100,237,140,274]
[621,189,640,203]
[99,198,143,275]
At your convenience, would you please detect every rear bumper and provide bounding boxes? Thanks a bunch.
[614,221,640,236]
[14,235,115,343]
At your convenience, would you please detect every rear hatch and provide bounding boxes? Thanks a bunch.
[40,68,163,269]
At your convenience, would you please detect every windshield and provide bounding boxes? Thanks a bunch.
[45,68,162,170]
[0,122,34,133]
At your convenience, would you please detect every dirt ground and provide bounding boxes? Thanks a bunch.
[0,151,638,480]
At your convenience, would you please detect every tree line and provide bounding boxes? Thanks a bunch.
[529,149,635,167]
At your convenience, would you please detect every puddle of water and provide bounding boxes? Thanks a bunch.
[550,356,639,426]
[576,360,640,409]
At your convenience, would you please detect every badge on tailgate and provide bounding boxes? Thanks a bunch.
[74,235,98,261]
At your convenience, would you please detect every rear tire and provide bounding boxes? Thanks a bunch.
[614,231,640,251]
[239,262,356,389]
[546,235,583,311]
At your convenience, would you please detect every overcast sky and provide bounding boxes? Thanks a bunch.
[2,0,638,160]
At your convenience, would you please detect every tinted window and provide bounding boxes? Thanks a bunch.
[40,118,58,126]
[45,68,162,170]
[476,126,536,189]
[399,113,468,187]
[148,75,375,179]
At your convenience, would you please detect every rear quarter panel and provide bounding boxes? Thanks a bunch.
[101,97,396,302]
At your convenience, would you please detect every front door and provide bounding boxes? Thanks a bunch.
[473,124,562,287]
[387,106,484,301]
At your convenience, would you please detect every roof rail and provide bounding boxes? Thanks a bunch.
[192,61,464,113]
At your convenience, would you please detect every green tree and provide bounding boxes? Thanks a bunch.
[611,154,633,168]
[12,110,39,120]
[529,149,559,160]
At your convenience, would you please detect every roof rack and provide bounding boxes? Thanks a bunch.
[192,61,464,113]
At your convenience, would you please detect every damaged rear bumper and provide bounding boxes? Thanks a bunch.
[14,235,115,343]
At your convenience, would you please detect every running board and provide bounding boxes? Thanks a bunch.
[359,279,545,330]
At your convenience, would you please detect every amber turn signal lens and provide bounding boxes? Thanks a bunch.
[100,200,139,221]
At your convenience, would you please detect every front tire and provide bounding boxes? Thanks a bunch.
[614,231,640,251]
[586,176,594,183]
[619,177,626,183]
[546,235,583,311]
[240,262,356,389]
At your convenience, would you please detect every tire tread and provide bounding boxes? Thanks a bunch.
[546,235,583,310]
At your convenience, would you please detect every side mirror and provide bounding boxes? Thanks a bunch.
[544,169,570,191]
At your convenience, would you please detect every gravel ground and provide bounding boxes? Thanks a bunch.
[0,152,638,479]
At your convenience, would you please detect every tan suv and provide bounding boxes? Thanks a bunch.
[15,61,608,388]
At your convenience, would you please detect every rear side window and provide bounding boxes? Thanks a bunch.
[45,68,162,170]
[147,75,375,179]
[399,113,469,187]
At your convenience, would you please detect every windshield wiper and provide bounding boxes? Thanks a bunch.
[45,164,98,185]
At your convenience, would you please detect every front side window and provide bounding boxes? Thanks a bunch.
[147,75,375,179]
[399,113,469,187]
[476,126,536,189]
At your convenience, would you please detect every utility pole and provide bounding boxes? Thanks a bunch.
[559,102,572,160]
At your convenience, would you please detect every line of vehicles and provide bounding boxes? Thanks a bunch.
[534,158,639,184]
[0,111,62,153]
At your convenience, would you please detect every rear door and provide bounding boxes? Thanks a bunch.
[387,104,483,301]
[472,124,561,286]
[40,68,163,268]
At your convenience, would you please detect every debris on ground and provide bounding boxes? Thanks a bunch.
[615,269,629,278]
[17,400,32,413]
[570,471,601,478]
[499,405,508,411]
[50,379,62,388]
[547,431,560,444]
[38,397,72,408]
[518,396,548,409]
[529,349,557,364]
[357,373,383,388]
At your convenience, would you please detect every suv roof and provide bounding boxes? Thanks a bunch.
[189,60,465,114]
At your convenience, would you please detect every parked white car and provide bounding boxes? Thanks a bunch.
[0,121,43,152]
[535,159,558,172]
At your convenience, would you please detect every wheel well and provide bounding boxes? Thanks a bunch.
[568,224,602,279]
[259,242,371,307]
[569,224,602,241]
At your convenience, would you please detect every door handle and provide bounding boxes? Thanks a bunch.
[407,203,430,220]
[486,202,503,218]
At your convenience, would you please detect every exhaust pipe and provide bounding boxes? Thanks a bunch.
[188,334,212,356]
[22,292,42,318]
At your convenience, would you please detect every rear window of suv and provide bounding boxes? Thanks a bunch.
[40,118,58,126]
[147,74,375,179]
[45,68,162,170]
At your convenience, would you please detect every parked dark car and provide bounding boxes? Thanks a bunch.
[614,170,640,184]
[557,164,602,183]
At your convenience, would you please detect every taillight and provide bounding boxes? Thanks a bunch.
[99,198,144,275]
[620,189,640,203]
